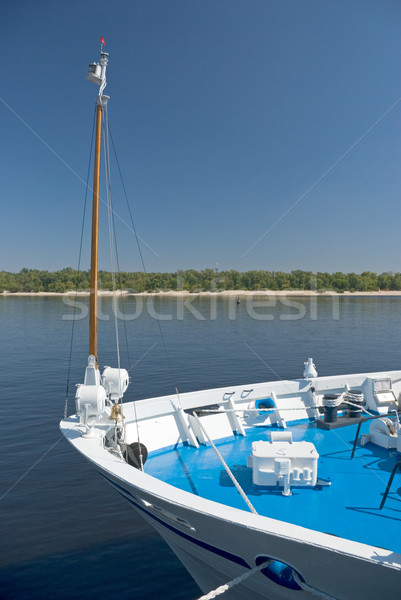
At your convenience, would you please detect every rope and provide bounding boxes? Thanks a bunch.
[195,560,270,600]
[343,390,364,403]
[193,413,257,515]
[342,400,373,417]
[321,391,374,417]
[322,395,343,408]
[63,106,96,419]
[343,390,373,417]
[194,561,339,600]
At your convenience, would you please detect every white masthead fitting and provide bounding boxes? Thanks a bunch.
[86,51,109,96]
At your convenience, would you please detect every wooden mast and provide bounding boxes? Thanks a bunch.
[87,45,109,367]
[89,102,103,364]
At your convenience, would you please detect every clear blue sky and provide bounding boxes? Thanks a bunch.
[1,0,400,274]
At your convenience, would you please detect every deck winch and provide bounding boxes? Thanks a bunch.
[361,416,401,451]
[247,431,319,496]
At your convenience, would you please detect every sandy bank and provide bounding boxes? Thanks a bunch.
[2,290,401,297]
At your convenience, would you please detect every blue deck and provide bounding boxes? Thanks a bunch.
[145,420,401,554]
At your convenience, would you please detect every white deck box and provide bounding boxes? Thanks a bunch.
[247,431,319,494]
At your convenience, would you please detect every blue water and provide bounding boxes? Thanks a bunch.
[1,295,401,599]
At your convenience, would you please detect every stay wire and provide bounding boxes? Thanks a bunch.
[107,126,142,377]
[108,127,147,274]
[104,106,138,466]
[64,105,96,419]
[107,126,138,379]
[103,104,121,374]
[107,124,178,393]
[108,150,131,377]
[106,115,143,466]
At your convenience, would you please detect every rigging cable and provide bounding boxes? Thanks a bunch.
[64,105,96,419]
[107,121,181,469]
[104,111,144,466]
[108,124,179,394]
[103,102,121,374]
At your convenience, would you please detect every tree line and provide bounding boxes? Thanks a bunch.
[1,267,401,293]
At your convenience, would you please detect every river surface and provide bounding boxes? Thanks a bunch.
[1,295,401,599]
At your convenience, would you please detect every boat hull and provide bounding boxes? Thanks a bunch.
[98,468,401,600]
[61,367,401,599]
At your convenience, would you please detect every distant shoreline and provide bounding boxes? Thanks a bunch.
[2,290,401,297]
